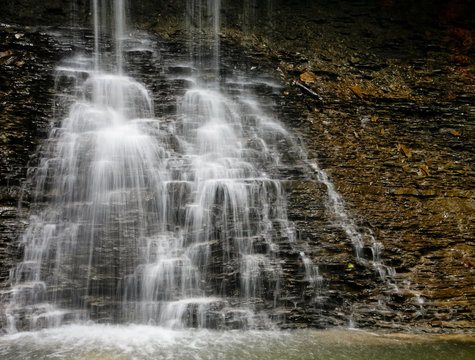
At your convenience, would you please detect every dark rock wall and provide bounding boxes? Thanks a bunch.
[2,0,90,26]
[0,26,66,286]
[0,0,473,331]
[0,26,74,342]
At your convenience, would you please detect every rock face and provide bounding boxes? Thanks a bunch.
[0,0,473,332]
[0,25,70,282]
[2,0,89,26]
[232,0,474,331]
[0,25,76,330]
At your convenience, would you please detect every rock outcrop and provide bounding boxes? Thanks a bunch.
[0,25,72,286]
[224,0,474,331]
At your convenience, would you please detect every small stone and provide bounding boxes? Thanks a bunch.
[0,50,13,59]
[299,71,317,84]
[350,86,369,104]
[398,144,412,158]
[420,165,430,176]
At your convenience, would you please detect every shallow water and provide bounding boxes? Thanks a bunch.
[0,325,473,360]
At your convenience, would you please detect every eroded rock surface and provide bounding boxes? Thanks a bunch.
[0,0,473,332]
[0,24,73,326]
[220,0,474,331]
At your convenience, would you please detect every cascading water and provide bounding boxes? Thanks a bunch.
[4,0,320,331]
[6,0,167,329]
[3,0,399,334]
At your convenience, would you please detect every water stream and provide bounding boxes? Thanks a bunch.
[3,0,412,341]
[4,0,319,331]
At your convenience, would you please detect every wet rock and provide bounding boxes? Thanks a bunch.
[0,0,473,333]
[0,23,71,301]
[213,0,474,332]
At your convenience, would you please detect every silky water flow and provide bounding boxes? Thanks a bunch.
[4,0,396,333]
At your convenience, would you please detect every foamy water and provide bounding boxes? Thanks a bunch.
[0,325,473,360]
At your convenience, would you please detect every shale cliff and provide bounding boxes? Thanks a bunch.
[226,0,474,331]
[0,0,473,332]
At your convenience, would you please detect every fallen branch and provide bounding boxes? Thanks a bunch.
[292,80,324,104]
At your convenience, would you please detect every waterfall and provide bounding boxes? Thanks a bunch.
[186,0,221,77]
[6,0,166,330]
[4,0,321,331]
[4,0,398,333]
[114,0,126,73]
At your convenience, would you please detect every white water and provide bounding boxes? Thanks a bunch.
[4,0,318,331]
[4,0,402,334]
[308,161,397,284]
[1,324,472,360]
